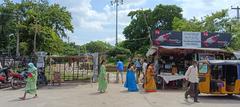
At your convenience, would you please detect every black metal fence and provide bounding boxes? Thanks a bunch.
[45,56,94,81]
[0,55,94,82]
[0,56,37,69]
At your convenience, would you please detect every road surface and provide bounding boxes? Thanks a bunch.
[0,82,240,107]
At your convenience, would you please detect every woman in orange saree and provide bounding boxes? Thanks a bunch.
[144,62,157,92]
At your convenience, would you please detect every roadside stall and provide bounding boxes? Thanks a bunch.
[147,30,234,89]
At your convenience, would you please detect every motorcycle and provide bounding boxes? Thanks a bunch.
[37,67,48,88]
[0,67,13,88]
[10,69,27,89]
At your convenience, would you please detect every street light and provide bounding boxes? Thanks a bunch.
[111,0,123,46]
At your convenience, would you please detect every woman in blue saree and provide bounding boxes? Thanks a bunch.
[124,62,138,92]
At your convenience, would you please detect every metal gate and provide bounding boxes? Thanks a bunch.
[45,55,93,81]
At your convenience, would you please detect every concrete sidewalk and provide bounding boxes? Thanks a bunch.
[0,82,240,107]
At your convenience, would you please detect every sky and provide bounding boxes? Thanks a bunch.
[0,0,239,45]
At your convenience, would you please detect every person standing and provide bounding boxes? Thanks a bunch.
[124,62,138,92]
[134,59,142,83]
[154,57,159,75]
[184,61,199,103]
[20,63,38,100]
[98,60,107,93]
[144,62,157,92]
[116,60,124,84]
[142,59,148,75]
[0,62,2,69]
[141,59,148,84]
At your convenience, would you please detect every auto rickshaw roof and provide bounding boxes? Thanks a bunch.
[199,60,240,65]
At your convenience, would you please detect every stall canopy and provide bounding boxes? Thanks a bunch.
[146,46,158,57]
[205,60,240,65]
[146,46,228,57]
[233,51,240,59]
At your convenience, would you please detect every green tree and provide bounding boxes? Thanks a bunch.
[227,19,240,51]
[81,41,113,53]
[0,0,73,55]
[172,17,204,32]
[172,9,240,51]
[62,42,79,56]
[172,9,229,32]
[19,42,29,56]
[108,46,131,57]
[123,4,183,55]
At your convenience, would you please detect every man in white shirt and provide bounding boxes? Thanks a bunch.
[142,59,148,74]
[184,60,199,103]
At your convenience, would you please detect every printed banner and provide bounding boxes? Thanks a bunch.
[201,32,231,48]
[182,32,201,48]
[152,30,182,46]
[151,29,232,48]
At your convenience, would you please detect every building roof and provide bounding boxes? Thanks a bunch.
[159,46,228,52]
[199,60,240,65]
[146,46,229,57]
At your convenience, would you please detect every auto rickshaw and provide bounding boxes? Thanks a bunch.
[198,60,240,95]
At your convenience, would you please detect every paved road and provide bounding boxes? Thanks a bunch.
[0,82,240,107]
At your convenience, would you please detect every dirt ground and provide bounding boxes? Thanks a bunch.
[0,82,240,107]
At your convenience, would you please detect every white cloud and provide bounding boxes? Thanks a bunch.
[118,34,126,42]
[53,0,236,45]
[54,0,144,34]
[179,0,236,19]
[67,0,108,32]
[52,0,145,45]
[105,37,116,43]
[101,34,126,45]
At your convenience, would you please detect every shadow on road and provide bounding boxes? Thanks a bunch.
[39,81,90,90]
[120,90,129,93]
[198,95,240,104]
[89,92,105,95]
[181,99,195,106]
[8,97,35,102]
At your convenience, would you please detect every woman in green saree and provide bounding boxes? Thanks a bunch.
[98,60,107,93]
[20,63,38,100]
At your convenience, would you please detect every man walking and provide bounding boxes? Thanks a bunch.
[116,60,124,84]
[134,59,142,84]
[185,60,199,103]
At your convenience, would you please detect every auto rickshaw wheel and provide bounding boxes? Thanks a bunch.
[227,94,233,96]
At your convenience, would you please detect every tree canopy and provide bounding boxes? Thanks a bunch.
[80,41,113,53]
[0,0,73,56]
[123,5,240,55]
[122,4,183,55]
[172,9,240,51]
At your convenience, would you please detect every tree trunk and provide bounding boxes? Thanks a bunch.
[33,27,37,54]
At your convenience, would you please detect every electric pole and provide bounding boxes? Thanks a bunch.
[111,0,123,46]
[231,6,240,20]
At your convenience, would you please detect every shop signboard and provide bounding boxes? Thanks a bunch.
[152,30,182,46]
[152,29,232,48]
[201,32,231,48]
[182,32,201,48]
